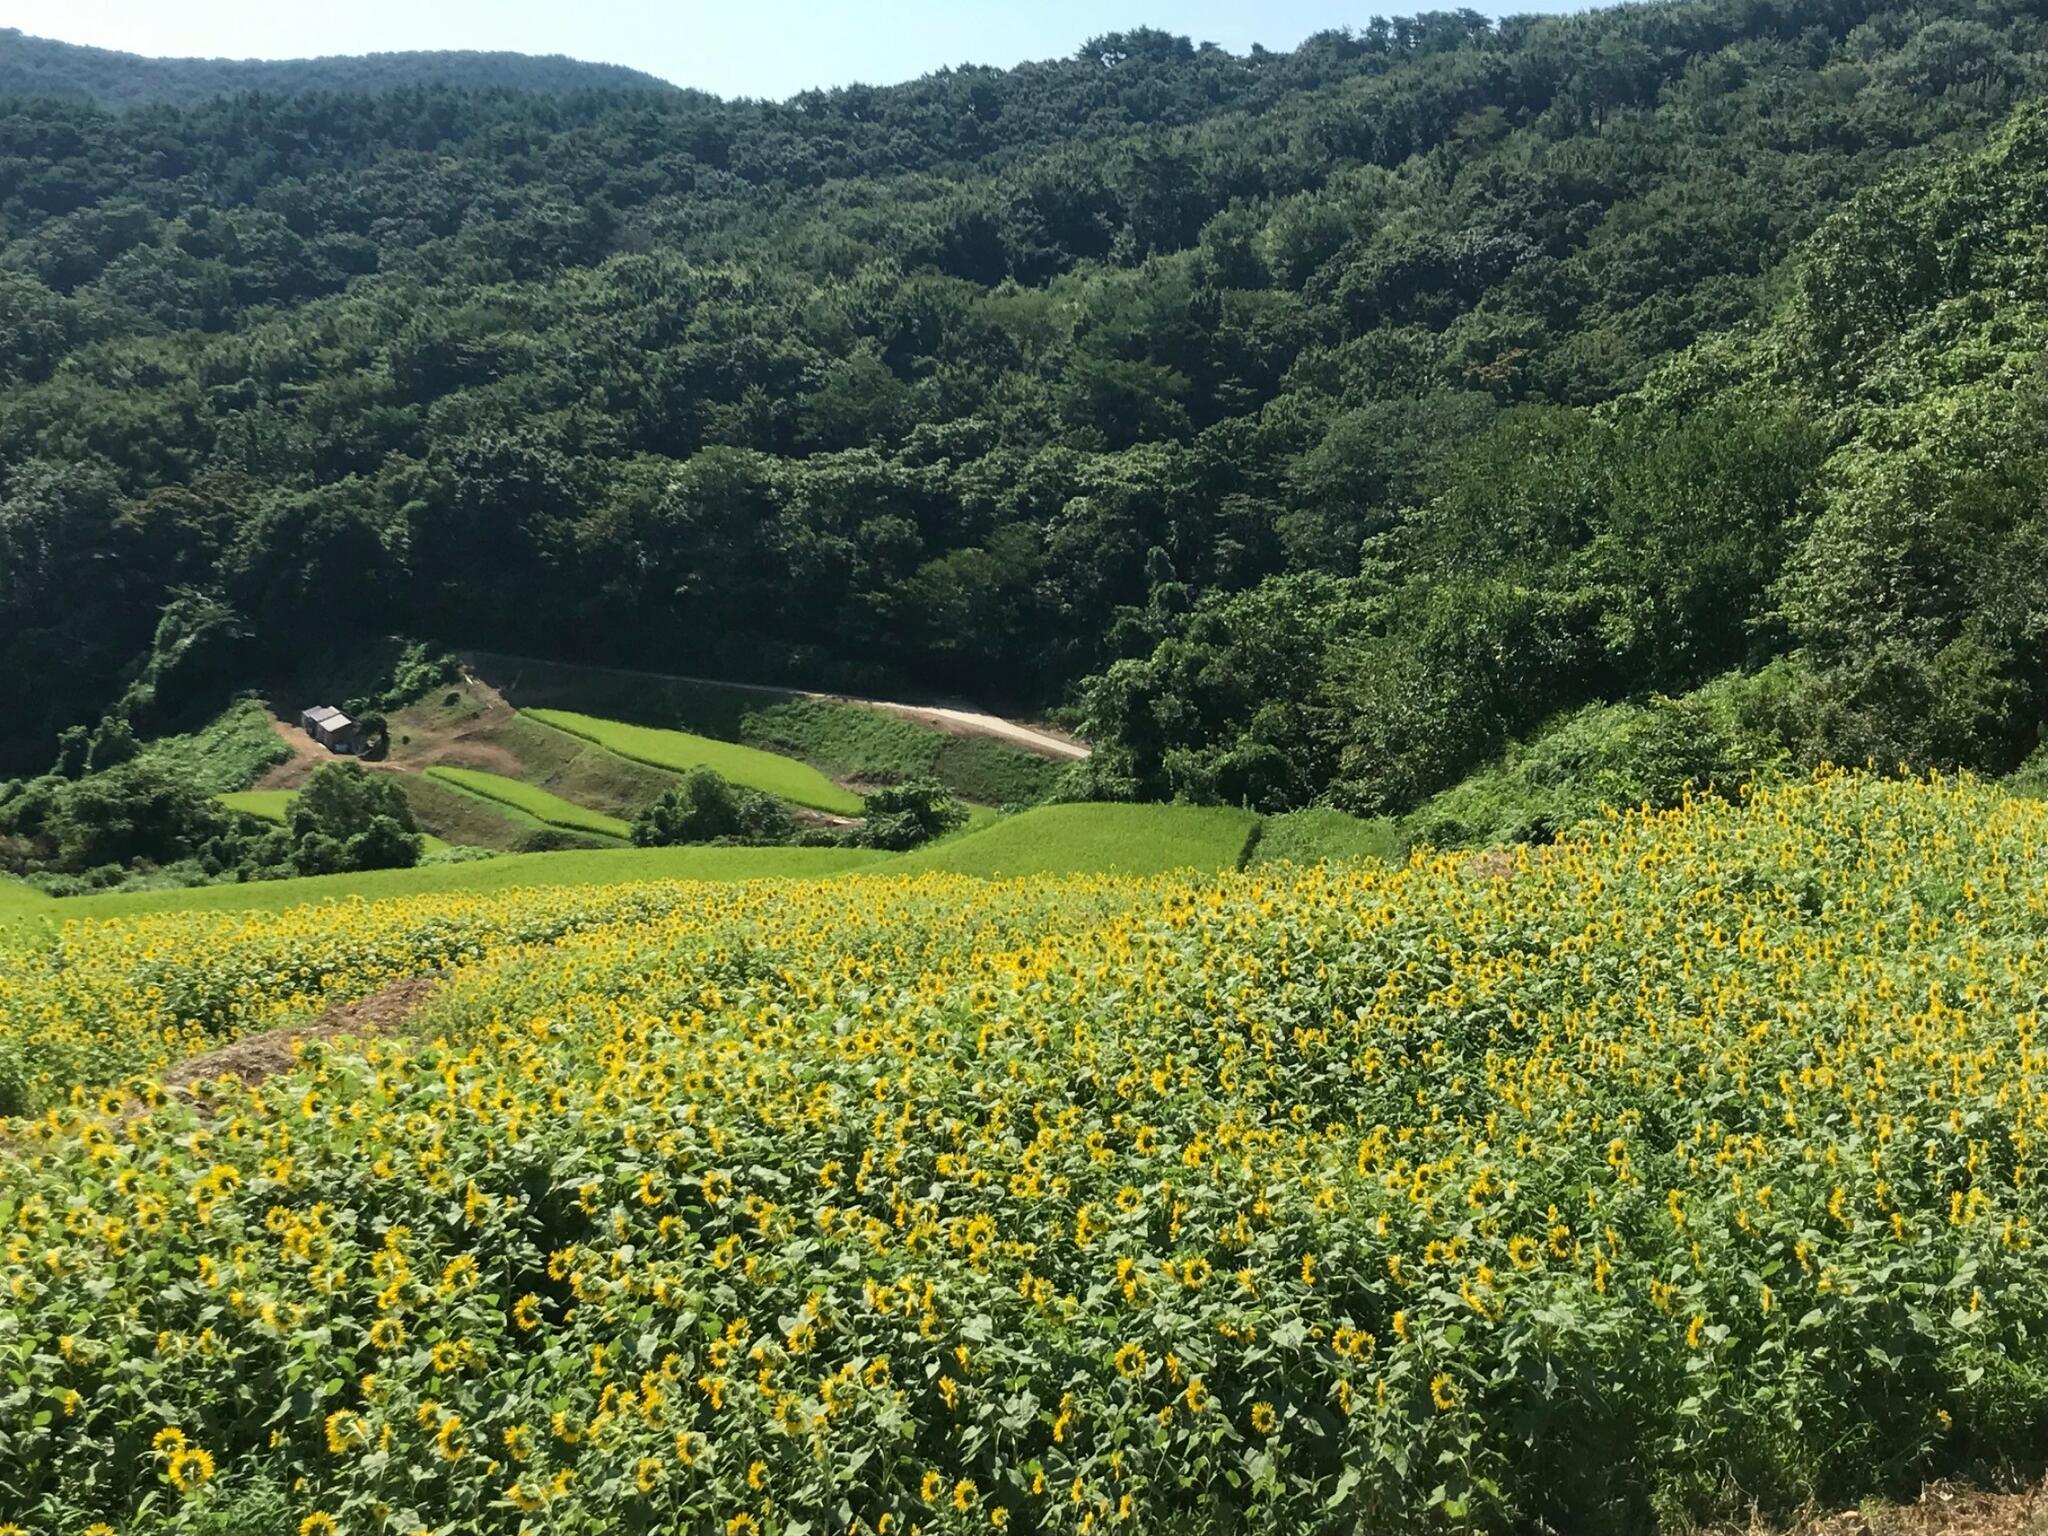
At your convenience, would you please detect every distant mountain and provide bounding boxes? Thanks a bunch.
[0,28,678,106]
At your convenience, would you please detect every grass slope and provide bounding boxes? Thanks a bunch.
[218,789,295,823]
[744,697,1064,804]
[391,775,553,853]
[494,716,677,817]
[1251,807,1402,867]
[424,766,632,841]
[385,683,680,818]
[0,845,886,929]
[893,802,1257,878]
[524,708,863,814]
[0,876,52,910]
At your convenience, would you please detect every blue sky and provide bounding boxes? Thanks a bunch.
[16,0,1602,100]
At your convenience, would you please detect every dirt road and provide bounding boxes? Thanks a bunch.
[858,699,1087,759]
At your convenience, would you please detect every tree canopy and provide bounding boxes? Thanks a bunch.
[2,0,2045,813]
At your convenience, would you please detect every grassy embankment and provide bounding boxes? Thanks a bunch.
[0,876,53,911]
[216,789,295,822]
[422,766,633,841]
[1250,807,1403,866]
[522,708,865,815]
[386,684,681,817]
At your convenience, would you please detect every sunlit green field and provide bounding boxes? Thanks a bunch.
[0,844,887,933]
[0,875,52,911]
[217,789,296,822]
[894,801,1257,877]
[524,708,865,814]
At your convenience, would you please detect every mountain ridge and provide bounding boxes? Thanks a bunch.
[0,27,680,106]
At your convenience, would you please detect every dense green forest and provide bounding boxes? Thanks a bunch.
[3,2,2046,821]
[0,30,677,106]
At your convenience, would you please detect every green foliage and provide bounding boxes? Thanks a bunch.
[1399,674,1789,849]
[82,715,139,773]
[3,0,2039,800]
[1251,807,1402,867]
[0,762,232,875]
[2004,743,2048,802]
[0,27,678,104]
[133,701,292,796]
[294,640,461,722]
[848,778,968,851]
[5,4,2048,852]
[630,768,797,847]
[1091,94,2048,820]
[286,762,422,875]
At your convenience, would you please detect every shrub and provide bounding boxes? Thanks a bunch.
[851,777,967,850]
[631,768,795,846]
[0,762,231,873]
[287,762,422,873]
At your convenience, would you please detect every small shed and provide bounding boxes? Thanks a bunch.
[300,705,362,754]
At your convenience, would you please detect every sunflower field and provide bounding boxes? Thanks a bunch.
[6,770,2048,1535]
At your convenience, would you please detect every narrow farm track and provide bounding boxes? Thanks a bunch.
[463,650,1090,760]
[254,715,329,788]
[860,698,1088,759]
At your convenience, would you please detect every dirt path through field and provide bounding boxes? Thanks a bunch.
[161,973,442,1093]
[255,715,330,788]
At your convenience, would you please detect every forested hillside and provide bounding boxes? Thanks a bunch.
[0,30,677,106]
[2,1,2045,817]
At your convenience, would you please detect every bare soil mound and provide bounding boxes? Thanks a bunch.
[162,973,442,1092]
